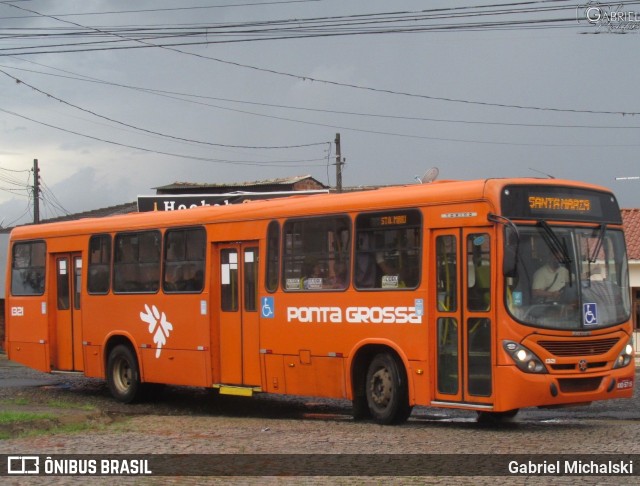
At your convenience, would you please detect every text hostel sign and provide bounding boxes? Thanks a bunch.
[137,190,328,212]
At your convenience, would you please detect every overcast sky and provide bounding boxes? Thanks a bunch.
[1,0,640,226]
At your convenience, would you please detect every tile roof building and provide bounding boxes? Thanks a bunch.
[622,209,640,261]
[154,175,326,195]
[622,209,640,332]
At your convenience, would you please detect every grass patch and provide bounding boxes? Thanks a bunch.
[0,410,56,424]
[47,400,96,411]
[17,421,95,438]
[0,397,31,406]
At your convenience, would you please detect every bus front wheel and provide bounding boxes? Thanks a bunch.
[365,352,412,425]
[107,344,142,403]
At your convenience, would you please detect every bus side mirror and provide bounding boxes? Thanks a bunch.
[503,226,519,278]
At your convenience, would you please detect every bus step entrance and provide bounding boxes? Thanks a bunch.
[214,385,262,397]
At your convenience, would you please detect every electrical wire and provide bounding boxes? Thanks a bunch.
[0,106,332,167]
[1,67,329,150]
[40,179,71,216]
[1,0,326,20]
[3,1,636,115]
[5,60,640,130]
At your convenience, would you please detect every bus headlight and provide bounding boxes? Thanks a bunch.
[503,340,548,374]
[613,339,635,369]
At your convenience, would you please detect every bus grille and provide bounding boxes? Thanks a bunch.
[537,338,619,357]
[558,377,603,393]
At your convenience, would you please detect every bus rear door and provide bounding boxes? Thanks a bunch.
[432,228,494,409]
[215,242,261,388]
[52,253,84,371]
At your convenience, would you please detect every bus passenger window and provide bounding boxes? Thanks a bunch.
[88,235,111,294]
[244,248,258,311]
[221,249,239,311]
[467,233,491,312]
[282,216,350,291]
[436,235,457,311]
[11,240,46,296]
[114,231,161,293]
[56,258,70,310]
[354,210,421,290]
[163,227,205,293]
[265,221,279,293]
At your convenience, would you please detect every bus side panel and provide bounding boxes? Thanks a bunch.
[140,348,209,387]
[6,298,51,372]
[261,292,429,400]
[7,341,49,372]
[282,355,346,398]
[82,345,103,378]
[262,353,286,393]
[84,293,212,386]
[408,360,430,405]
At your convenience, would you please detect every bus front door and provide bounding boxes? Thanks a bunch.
[432,228,494,409]
[52,253,84,371]
[216,243,261,387]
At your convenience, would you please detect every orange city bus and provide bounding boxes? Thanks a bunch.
[4,177,634,424]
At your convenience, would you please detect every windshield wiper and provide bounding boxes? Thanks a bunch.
[538,221,572,265]
[589,224,607,263]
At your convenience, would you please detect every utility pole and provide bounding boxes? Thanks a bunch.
[334,133,344,193]
[33,158,40,224]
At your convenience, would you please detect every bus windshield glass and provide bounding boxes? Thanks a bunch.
[505,224,630,330]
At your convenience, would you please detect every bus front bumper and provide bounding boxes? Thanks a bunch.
[493,364,635,412]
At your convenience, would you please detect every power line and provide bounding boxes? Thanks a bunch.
[0,107,332,167]
[5,60,640,131]
[5,200,32,227]
[1,68,329,150]
[3,1,638,115]
[0,0,326,20]
[3,61,640,149]
[0,165,30,194]
[0,166,30,173]
[40,179,70,216]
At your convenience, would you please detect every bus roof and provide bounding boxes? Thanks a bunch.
[9,177,616,240]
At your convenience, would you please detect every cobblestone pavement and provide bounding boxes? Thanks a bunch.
[1,353,639,485]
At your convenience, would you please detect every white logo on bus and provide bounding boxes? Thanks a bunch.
[287,306,422,324]
[140,304,174,358]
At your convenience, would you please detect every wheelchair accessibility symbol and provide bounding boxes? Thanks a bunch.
[261,297,275,319]
[583,302,597,326]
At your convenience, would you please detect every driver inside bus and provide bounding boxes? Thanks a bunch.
[532,246,569,303]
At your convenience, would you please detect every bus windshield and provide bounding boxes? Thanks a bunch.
[505,224,630,330]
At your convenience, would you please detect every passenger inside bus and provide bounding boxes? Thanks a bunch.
[532,246,569,303]
[328,260,348,289]
[302,258,325,290]
[379,259,406,289]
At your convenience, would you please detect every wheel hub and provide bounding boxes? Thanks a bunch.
[370,368,392,407]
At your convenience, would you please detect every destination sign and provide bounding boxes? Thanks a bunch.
[501,185,621,223]
[528,196,592,213]
[363,210,421,229]
[379,215,407,226]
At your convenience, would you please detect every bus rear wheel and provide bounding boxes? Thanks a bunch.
[365,352,412,425]
[107,344,142,403]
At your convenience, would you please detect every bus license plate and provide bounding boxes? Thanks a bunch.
[616,377,634,390]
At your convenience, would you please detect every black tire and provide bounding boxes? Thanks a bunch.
[365,352,412,425]
[352,393,372,421]
[106,344,142,403]
[477,409,519,423]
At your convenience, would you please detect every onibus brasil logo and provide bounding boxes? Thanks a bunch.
[140,304,173,358]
